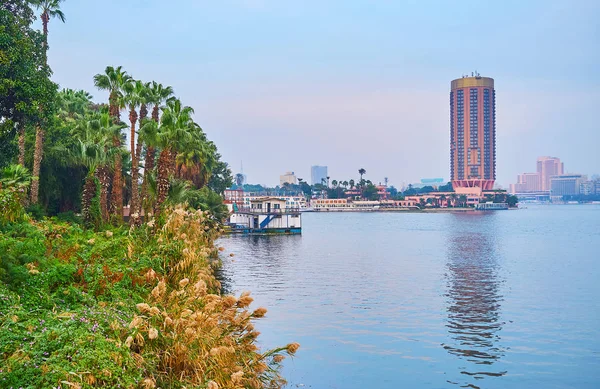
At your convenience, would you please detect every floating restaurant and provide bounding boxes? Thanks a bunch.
[225,196,302,235]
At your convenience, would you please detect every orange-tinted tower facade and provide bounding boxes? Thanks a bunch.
[450,76,495,190]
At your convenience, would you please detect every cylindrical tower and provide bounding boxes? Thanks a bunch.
[450,75,496,191]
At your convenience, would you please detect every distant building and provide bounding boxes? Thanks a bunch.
[513,173,541,193]
[280,171,297,186]
[537,156,564,191]
[311,165,328,186]
[580,181,596,196]
[450,74,496,191]
[550,174,587,197]
[413,178,444,190]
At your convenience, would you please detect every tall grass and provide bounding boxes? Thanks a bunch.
[0,205,298,388]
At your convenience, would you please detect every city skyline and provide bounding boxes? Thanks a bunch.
[45,1,600,187]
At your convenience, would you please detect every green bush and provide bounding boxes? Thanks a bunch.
[0,187,28,224]
[26,203,47,220]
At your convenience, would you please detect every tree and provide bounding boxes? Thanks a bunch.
[141,82,174,214]
[0,2,41,169]
[29,0,65,205]
[235,173,245,186]
[349,179,355,189]
[358,168,366,181]
[507,194,519,208]
[154,98,194,215]
[450,193,457,207]
[331,179,338,188]
[123,79,146,224]
[439,182,454,192]
[93,66,131,220]
[0,164,32,189]
[404,184,417,196]
[363,183,378,201]
[72,113,126,222]
[207,157,233,194]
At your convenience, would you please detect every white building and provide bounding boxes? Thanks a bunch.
[228,197,302,234]
[242,195,307,210]
[311,165,328,186]
[280,171,297,186]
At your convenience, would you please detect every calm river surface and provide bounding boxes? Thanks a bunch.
[217,205,600,388]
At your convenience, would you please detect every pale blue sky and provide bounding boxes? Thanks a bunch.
[45,0,599,187]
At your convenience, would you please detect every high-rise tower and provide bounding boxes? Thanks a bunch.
[450,74,496,190]
[536,156,564,191]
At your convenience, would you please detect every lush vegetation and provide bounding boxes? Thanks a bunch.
[1,1,299,387]
[1,1,233,223]
[0,201,298,388]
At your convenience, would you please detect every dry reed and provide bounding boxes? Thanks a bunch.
[125,207,298,388]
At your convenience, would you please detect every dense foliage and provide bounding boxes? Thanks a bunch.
[0,208,298,388]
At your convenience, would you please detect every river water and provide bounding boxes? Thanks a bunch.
[217,205,600,388]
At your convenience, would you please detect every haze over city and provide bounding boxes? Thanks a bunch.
[46,0,599,187]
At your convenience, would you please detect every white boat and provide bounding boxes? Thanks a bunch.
[476,202,508,210]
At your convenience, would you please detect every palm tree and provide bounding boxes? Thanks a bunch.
[93,66,131,220]
[29,0,66,204]
[450,193,457,208]
[0,164,32,190]
[123,79,147,224]
[342,180,348,188]
[440,194,447,208]
[235,173,245,186]
[72,113,126,222]
[358,168,366,181]
[332,179,338,188]
[140,82,174,214]
[349,179,355,189]
[93,66,131,122]
[154,98,195,215]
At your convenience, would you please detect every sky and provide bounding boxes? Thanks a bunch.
[43,0,599,188]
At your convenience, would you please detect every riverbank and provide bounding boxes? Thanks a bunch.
[0,208,297,388]
[312,207,515,213]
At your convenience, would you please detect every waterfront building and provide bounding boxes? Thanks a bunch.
[450,74,496,190]
[223,189,244,204]
[227,197,301,234]
[311,165,328,186]
[280,171,297,186]
[537,156,564,191]
[243,194,307,211]
[550,174,587,197]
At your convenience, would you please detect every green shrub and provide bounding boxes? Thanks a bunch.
[0,187,27,224]
[26,203,47,220]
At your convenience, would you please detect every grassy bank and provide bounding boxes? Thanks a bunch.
[0,207,298,388]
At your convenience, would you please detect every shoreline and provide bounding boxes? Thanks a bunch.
[308,207,516,214]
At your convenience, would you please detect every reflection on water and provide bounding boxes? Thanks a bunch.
[443,213,507,387]
[216,235,302,296]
